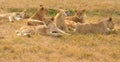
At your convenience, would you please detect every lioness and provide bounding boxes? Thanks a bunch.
[27,5,48,26]
[75,17,115,34]
[0,9,29,22]
[29,5,48,21]
[54,9,70,32]
[16,17,69,37]
[66,9,87,23]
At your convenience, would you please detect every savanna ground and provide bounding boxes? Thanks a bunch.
[0,0,120,62]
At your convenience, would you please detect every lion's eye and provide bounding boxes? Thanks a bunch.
[52,31,58,33]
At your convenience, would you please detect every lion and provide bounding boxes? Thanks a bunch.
[29,5,48,21]
[54,9,70,32]
[75,17,115,34]
[16,17,70,37]
[66,9,87,23]
[0,9,29,22]
[26,5,49,26]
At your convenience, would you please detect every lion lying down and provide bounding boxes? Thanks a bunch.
[75,17,115,34]
[66,9,87,23]
[16,17,70,37]
[0,9,29,22]
[65,9,87,31]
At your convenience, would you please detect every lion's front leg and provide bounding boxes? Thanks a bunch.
[46,31,63,37]
[8,16,14,22]
[55,28,71,35]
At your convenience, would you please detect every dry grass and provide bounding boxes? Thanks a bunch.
[0,0,120,62]
[0,0,120,10]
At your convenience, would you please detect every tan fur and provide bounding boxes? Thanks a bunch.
[0,9,29,22]
[30,5,48,21]
[65,20,77,31]
[54,9,69,32]
[66,9,87,23]
[27,19,44,26]
[16,17,70,37]
[20,9,30,19]
[26,5,48,26]
[75,17,115,34]
[16,26,36,36]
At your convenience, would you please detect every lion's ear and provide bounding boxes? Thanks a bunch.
[82,9,86,12]
[40,5,43,7]
[57,9,61,13]
[108,17,112,22]
[41,7,44,10]
[51,17,54,21]
[74,10,77,12]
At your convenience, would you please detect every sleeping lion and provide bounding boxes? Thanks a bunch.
[0,9,29,22]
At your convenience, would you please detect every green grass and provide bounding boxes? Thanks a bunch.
[87,9,120,17]
[6,8,120,17]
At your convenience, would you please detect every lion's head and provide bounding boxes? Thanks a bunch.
[68,9,87,23]
[44,17,54,27]
[38,5,48,16]
[75,9,86,18]
[57,9,70,17]
[105,17,114,30]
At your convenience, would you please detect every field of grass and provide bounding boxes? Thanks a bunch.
[0,0,120,62]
